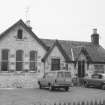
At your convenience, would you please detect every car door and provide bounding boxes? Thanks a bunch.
[91,74,102,87]
[56,71,65,84]
[40,73,49,86]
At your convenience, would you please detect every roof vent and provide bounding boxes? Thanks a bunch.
[93,28,97,34]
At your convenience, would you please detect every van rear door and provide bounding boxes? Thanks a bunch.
[64,72,71,82]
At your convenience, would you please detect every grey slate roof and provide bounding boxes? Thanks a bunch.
[41,38,105,62]
[0,19,105,63]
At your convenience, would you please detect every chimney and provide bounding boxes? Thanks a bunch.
[91,28,99,45]
[26,20,32,30]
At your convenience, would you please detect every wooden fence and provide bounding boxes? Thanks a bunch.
[52,100,105,105]
[29,100,105,105]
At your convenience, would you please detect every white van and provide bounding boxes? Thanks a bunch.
[37,70,72,91]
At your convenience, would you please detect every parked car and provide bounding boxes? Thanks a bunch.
[37,70,72,91]
[83,73,105,89]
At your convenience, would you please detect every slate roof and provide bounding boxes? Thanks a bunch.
[41,38,105,63]
[0,19,105,63]
[42,40,71,62]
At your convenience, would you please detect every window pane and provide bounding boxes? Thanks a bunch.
[1,49,9,71]
[17,29,23,39]
[16,50,23,71]
[94,65,104,73]
[58,72,64,77]
[16,62,23,71]
[16,50,23,61]
[30,51,37,71]
[1,61,8,71]
[51,58,60,70]
[2,49,9,60]
[30,62,36,71]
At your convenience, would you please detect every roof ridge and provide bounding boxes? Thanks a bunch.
[41,38,91,44]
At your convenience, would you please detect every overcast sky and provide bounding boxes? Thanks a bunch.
[0,0,105,47]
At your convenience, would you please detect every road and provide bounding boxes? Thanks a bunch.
[0,87,105,105]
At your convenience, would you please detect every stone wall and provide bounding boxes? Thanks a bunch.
[0,73,40,88]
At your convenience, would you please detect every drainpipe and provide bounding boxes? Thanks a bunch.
[71,48,74,61]
[44,62,45,75]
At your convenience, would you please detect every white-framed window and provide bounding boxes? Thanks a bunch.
[51,58,60,70]
[94,64,104,73]
[29,50,37,71]
[16,50,23,71]
[17,29,23,39]
[1,49,9,71]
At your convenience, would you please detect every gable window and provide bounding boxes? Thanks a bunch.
[1,49,9,71]
[30,50,37,71]
[51,58,60,71]
[17,29,23,39]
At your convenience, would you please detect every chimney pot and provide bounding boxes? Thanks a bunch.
[93,28,97,34]
[26,20,32,30]
[91,28,99,45]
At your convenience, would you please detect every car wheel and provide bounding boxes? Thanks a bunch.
[102,85,105,90]
[38,82,42,89]
[84,82,89,88]
[49,84,54,91]
[65,87,69,91]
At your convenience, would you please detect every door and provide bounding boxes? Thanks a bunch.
[78,61,85,78]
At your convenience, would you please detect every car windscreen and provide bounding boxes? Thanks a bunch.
[57,72,64,78]
[57,72,71,78]
[46,72,56,78]
[65,72,71,78]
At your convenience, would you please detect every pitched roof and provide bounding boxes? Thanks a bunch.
[41,38,105,62]
[42,40,71,62]
[84,45,105,62]
[0,19,48,51]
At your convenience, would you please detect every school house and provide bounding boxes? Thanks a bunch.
[0,19,105,88]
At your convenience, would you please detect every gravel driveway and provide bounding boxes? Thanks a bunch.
[0,87,105,105]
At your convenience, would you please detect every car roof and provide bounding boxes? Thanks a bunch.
[46,70,70,73]
[93,73,105,77]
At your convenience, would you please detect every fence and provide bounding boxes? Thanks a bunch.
[52,100,105,105]
[31,100,105,105]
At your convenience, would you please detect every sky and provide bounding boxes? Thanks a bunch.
[0,0,105,47]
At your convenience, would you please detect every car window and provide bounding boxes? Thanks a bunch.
[57,72,64,78]
[92,74,99,79]
[45,72,56,78]
[65,72,71,78]
[92,74,102,79]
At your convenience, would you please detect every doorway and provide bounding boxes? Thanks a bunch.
[78,61,85,77]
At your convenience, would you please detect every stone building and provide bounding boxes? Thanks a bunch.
[0,19,104,88]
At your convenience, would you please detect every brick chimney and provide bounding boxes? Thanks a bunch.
[91,28,99,45]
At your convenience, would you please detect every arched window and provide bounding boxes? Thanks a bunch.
[16,50,23,71]
[1,49,9,71]
[30,50,37,71]
[17,29,23,39]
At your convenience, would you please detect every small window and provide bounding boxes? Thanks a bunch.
[17,29,23,39]
[51,58,60,70]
